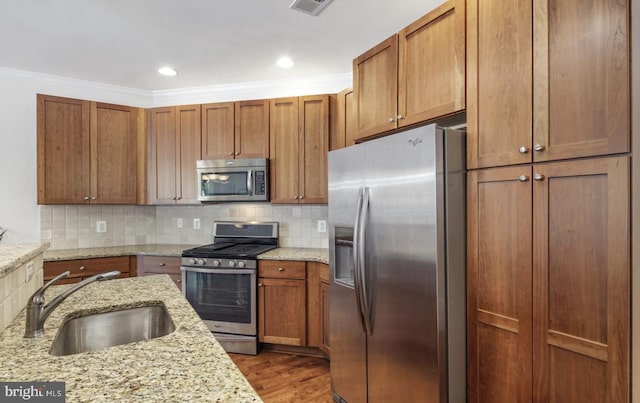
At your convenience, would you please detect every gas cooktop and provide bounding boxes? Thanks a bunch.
[182,243,277,259]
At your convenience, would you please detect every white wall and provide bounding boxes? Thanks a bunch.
[0,66,350,245]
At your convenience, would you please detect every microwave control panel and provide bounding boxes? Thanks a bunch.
[255,171,266,195]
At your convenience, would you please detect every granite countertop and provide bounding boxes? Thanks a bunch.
[0,275,261,402]
[0,242,50,277]
[44,245,329,265]
[258,248,328,264]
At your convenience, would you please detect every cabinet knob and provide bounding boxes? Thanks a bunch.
[235,152,240,156]
[176,279,181,283]
[91,196,96,200]
[519,146,529,154]
[278,268,285,272]
[294,196,299,200]
[84,196,90,201]
[159,263,166,266]
[388,117,395,123]
[397,114,404,120]
[518,175,529,182]
[534,144,545,152]
[79,266,86,271]
[533,173,545,181]
[299,195,304,200]
[258,283,263,287]
[229,152,234,156]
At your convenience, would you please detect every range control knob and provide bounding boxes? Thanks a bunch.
[238,261,246,268]
[197,259,206,266]
[189,258,197,265]
[228,260,236,267]
[212,260,220,267]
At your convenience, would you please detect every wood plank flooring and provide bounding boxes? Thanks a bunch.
[228,351,332,403]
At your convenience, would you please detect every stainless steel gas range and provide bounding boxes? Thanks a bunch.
[181,221,278,355]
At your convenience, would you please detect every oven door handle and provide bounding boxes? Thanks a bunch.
[180,267,255,275]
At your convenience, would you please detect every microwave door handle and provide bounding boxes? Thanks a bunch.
[246,169,253,195]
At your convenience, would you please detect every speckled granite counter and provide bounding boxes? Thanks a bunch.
[43,245,329,265]
[0,275,261,402]
[43,244,198,262]
[258,248,328,264]
[0,242,50,277]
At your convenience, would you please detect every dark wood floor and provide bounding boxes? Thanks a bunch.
[228,351,332,403]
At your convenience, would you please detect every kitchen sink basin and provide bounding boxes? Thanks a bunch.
[49,304,176,356]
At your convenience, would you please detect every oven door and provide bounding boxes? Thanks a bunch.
[181,266,256,335]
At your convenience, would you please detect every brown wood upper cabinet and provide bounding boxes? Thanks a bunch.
[329,87,357,151]
[202,100,269,160]
[148,105,201,205]
[467,0,630,169]
[353,0,465,141]
[467,156,630,402]
[37,95,140,205]
[270,95,329,204]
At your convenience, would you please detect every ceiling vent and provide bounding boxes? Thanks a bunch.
[289,0,334,16]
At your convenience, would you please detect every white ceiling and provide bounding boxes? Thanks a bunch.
[0,0,444,91]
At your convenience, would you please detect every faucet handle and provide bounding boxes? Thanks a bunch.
[31,271,71,301]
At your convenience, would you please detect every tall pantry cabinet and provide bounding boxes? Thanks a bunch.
[466,0,631,402]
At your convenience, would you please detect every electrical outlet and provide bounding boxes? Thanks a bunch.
[177,218,183,228]
[317,220,327,233]
[193,218,201,229]
[25,261,34,282]
[96,220,107,233]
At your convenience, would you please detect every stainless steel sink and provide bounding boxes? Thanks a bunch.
[49,304,176,356]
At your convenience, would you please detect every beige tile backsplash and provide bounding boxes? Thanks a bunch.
[41,204,329,250]
[0,254,44,332]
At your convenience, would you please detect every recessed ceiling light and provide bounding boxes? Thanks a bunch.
[158,67,177,76]
[276,57,295,69]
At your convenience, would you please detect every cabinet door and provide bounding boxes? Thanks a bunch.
[269,97,300,204]
[201,102,235,160]
[92,103,138,204]
[330,88,357,151]
[235,100,269,159]
[533,157,629,403]
[467,0,533,169]
[467,166,533,403]
[398,0,465,127]
[319,280,330,355]
[353,35,398,140]
[37,95,91,204]
[148,107,177,204]
[299,95,329,204]
[533,0,629,162]
[258,277,306,346]
[176,105,201,204]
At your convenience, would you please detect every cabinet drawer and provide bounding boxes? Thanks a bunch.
[259,260,306,279]
[137,256,181,275]
[44,256,131,282]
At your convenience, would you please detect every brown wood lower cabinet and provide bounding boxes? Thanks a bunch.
[44,256,133,284]
[258,260,307,346]
[318,264,330,356]
[467,156,630,402]
[136,255,182,290]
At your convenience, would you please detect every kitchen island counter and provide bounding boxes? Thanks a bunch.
[0,275,261,402]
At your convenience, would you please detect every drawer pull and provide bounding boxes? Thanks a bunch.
[159,263,166,266]
[176,279,181,283]
[79,266,86,271]
[258,283,263,287]
[278,268,285,272]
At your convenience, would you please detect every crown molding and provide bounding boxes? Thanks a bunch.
[151,72,352,106]
[0,66,154,107]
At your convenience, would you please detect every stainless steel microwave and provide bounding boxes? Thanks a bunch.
[197,158,269,202]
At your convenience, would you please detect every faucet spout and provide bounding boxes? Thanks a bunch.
[24,270,121,338]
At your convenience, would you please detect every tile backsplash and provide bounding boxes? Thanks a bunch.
[41,204,329,249]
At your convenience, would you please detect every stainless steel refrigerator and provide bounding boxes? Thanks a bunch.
[328,123,466,403]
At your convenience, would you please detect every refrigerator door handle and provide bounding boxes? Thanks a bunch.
[353,187,367,333]
[359,187,374,335]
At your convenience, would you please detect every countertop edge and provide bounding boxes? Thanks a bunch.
[0,242,50,277]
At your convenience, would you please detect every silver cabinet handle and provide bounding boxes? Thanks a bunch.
[79,266,86,271]
[91,197,96,200]
[83,196,90,201]
[299,195,304,200]
[534,144,545,152]
[534,173,545,181]
[519,146,529,154]
[258,283,262,287]
[235,152,240,156]
[388,117,395,123]
[518,175,529,182]
[228,152,233,156]
[159,263,166,266]
[278,268,284,272]
[397,114,404,120]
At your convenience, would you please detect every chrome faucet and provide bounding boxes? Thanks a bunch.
[24,270,121,338]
